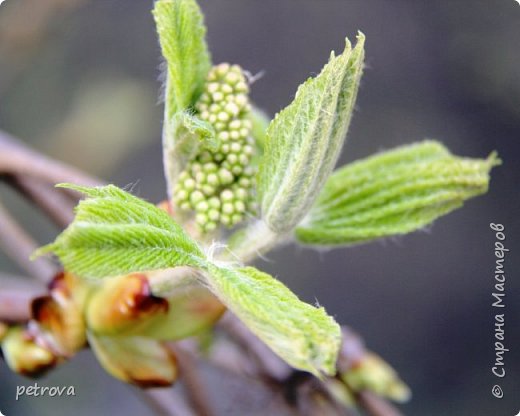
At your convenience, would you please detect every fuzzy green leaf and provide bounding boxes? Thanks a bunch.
[33,184,205,278]
[162,111,217,191]
[153,0,212,197]
[250,106,270,153]
[153,0,211,118]
[204,265,340,377]
[296,141,499,246]
[258,33,365,233]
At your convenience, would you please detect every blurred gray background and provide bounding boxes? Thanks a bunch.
[0,0,519,415]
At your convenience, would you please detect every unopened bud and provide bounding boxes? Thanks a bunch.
[1,326,57,377]
[0,322,8,342]
[86,274,168,336]
[31,294,86,357]
[141,285,225,340]
[341,352,411,403]
[88,333,178,387]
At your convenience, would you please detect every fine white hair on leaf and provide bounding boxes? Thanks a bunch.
[204,241,241,269]
[122,181,141,196]
[243,70,265,85]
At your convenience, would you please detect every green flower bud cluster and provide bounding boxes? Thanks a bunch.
[173,63,256,232]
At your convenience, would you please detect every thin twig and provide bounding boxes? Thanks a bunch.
[337,327,367,373]
[219,312,291,382]
[0,290,40,322]
[0,275,46,322]
[358,391,404,416]
[295,378,351,416]
[5,174,75,228]
[137,387,193,416]
[0,129,103,189]
[174,339,300,416]
[169,344,216,416]
[0,200,58,282]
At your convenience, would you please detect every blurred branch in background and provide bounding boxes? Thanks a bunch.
[5,174,75,228]
[136,386,194,416]
[0,129,103,188]
[0,273,46,322]
[0,130,404,416]
[0,200,57,282]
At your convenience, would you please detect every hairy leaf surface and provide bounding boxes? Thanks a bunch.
[153,0,210,117]
[296,141,499,245]
[205,265,340,376]
[258,34,364,233]
[34,184,205,278]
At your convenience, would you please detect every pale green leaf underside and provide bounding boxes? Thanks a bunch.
[87,332,177,384]
[34,184,205,278]
[163,111,217,190]
[258,33,365,233]
[296,141,499,245]
[153,0,212,196]
[250,105,270,153]
[34,184,341,374]
[180,111,218,151]
[153,0,211,118]
[205,265,340,376]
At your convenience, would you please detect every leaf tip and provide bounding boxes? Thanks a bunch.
[355,31,366,46]
[30,244,55,261]
[487,151,501,168]
[55,182,90,195]
[55,182,75,190]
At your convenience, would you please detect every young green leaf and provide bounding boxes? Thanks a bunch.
[258,33,365,234]
[204,265,341,377]
[250,105,270,155]
[153,0,212,197]
[296,141,499,246]
[153,0,211,118]
[162,111,217,193]
[33,184,206,278]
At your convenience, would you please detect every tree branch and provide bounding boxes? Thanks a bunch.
[358,391,404,416]
[169,343,216,416]
[218,312,291,382]
[5,174,75,228]
[0,200,58,282]
[0,274,46,322]
[0,289,38,322]
[136,387,193,416]
[0,129,103,189]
